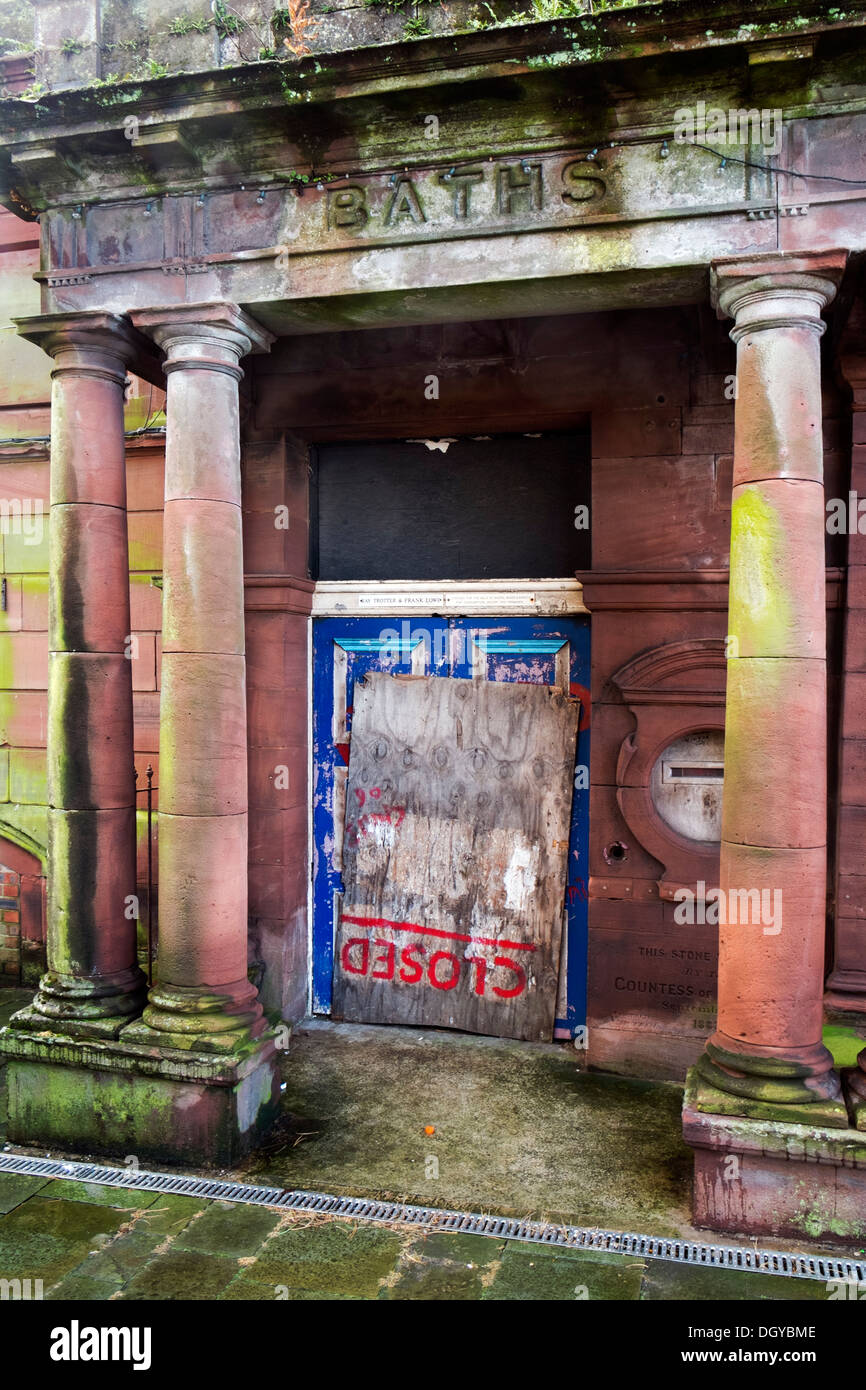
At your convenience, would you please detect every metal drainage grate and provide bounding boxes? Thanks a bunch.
[1,1149,863,1286]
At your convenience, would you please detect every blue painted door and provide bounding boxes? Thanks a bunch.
[312,614,590,1039]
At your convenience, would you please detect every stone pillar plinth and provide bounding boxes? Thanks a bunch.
[10,312,147,1038]
[126,303,274,1056]
[689,252,849,1128]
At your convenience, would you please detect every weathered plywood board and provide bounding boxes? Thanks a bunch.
[333,673,579,1041]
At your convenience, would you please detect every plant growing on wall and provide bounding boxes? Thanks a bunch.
[213,1,243,38]
[274,0,320,57]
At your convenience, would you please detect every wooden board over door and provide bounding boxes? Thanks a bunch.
[333,672,579,1041]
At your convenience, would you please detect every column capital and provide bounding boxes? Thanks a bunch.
[129,302,274,378]
[710,249,848,340]
[14,310,157,385]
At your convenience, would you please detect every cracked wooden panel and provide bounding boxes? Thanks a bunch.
[334,672,579,1041]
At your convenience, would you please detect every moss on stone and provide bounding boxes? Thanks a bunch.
[729,485,794,657]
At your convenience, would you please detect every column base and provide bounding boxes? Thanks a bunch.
[121,980,267,1055]
[688,1064,851,1128]
[10,966,148,1041]
[683,1076,866,1245]
[692,1036,850,1128]
[0,1025,280,1168]
[825,969,866,1018]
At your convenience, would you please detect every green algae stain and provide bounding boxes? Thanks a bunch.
[728,486,794,656]
[823,1024,866,1070]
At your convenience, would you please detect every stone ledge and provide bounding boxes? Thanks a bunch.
[0,1022,277,1087]
[0,1027,281,1167]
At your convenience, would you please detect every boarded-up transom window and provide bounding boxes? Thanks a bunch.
[311,433,591,581]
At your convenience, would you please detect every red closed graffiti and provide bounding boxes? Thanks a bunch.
[340,933,527,999]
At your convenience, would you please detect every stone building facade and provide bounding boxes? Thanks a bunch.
[1,0,866,1242]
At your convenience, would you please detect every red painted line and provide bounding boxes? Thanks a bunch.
[341,913,537,953]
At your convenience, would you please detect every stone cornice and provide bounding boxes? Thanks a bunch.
[2,0,866,212]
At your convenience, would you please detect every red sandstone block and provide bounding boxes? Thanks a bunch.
[162,502,243,656]
[282,523,309,582]
[246,622,307,691]
[592,409,681,458]
[246,687,308,749]
[20,575,48,632]
[587,1026,705,1080]
[592,454,727,569]
[133,692,159,753]
[849,566,866,611]
[0,691,47,749]
[836,876,866,921]
[838,805,866,878]
[0,576,22,634]
[0,631,49,689]
[0,459,49,507]
[130,632,157,692]
[841,675,866,741]
[159,653,247,817]
[683,404,735,425]
[691,1148,838,1243]
[716,841,826,1050]
[242,509,290,573]
[853,413,866,446]
[844,612,866,674]
[249,862,302,919]
[50,503,133,653]
[151,811,248,988]
[248,746,305,811]
[691,374,735,408]
[48,655,134,811]
[1,881,19,897]
[585,703,637,788]
[241,443,294,514]
[128,576,163,631]
[3,909,19,924]
[589,786,664,880]
[722,658,825,848]
[128,511,163,572]
[823,418,845,452]
[248,804,307,867]
[682,423,734,453]
[729,480,825,659]
[126,450,165,512]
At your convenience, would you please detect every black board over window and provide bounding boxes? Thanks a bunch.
[311,432,591,581]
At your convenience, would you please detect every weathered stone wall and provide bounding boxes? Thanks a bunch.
[2,0,557,92]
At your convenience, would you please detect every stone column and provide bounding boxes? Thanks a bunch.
[127,304,274,1053]
[12,312,147,1037]
[693,251,849,1126]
